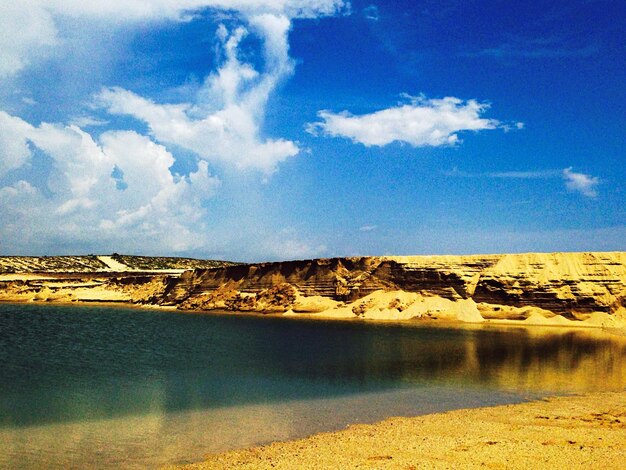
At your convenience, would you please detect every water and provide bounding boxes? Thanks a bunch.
[1,303,626,468]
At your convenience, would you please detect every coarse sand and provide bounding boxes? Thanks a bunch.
[177,391,626,469]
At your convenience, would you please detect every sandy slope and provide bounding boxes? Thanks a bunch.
[281,286,626,330]
[178,391,626,470]
[96,256,130,271]
[0,272,171,304]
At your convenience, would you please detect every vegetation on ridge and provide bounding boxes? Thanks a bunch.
[0,255,238,273]
[109,254,239,270]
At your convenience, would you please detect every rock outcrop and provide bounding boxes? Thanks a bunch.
[0,272,175,304]
[161,252,626,325]
[0,255,237,304]
[2,252,624,327]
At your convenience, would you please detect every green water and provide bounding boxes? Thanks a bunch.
[1,303,625,468]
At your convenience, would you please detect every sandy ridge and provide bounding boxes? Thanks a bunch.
[1,252,625,330]
[96,255,131,271]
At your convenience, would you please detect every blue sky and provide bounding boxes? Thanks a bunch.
[0,0,624,261]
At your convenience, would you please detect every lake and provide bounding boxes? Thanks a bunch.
[1,303,625,468]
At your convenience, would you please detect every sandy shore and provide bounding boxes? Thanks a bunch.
[178,391,626,469]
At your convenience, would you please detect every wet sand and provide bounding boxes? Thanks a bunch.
[179,391,626,469]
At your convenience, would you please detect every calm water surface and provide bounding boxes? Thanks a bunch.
[1,303,626,468]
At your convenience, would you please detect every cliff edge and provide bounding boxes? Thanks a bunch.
[0,255,237,304]
[162,252,626,327]
[2,252,624,328]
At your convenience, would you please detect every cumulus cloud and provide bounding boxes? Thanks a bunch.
[0,113,220,253]
[0,111,34,176]
[43,0,347,20]
[563,167,599,198]
[97,16,299,173]
[0,3,57,77]
[308,95,517,147]
[0,0,347,77]
[0,1,348,256]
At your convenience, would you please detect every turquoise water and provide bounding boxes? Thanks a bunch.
[1,303,626,468]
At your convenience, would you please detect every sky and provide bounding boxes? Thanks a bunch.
[0,0,624,261]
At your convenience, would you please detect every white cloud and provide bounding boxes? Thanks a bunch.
[308,95,516,147]
[0,114,220,253]
[445,166,601,197]
[43,0,347,20]
[29,124,113,207]
[0,111,34,177]
[0,3,57,77]
[254,228,328,260]
[444,168,562,179]
[274,238,327,260]
[0,1,347,255]
[563,167,599,198]
[69,116,109,128]
[487,169,559,178]
[469,36,599,60]
[359,225,377,232]
[363,5,379,21]
[97,16,299,173]
[0,0,347,77]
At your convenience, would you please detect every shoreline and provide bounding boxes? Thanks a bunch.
[2,302,626,467]
[176,390,626,469]
[2,251,625,331]
[3,298,625,338]
[0,298,179,312]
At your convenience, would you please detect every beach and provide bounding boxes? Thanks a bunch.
[2,253,625,468]
[178,390,626,469]
[1,0,623,467]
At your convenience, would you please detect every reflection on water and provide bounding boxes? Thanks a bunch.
[0,388,525,468]
[1,304,625,467]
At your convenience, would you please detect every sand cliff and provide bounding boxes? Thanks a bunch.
[1,252,625,328]
[162,252,626,327]
[0,255,236,304]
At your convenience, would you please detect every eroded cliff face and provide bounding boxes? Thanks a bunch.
[0,273,173,304]
[2,253,624,326]
[162,252,626,325]
[0,255,236,305]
